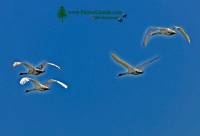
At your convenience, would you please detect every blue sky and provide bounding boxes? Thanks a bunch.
[0,0,199,135]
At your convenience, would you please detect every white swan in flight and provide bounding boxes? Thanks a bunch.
[112,53,160,77]
[13,61,61,75]
[143,26,190,46]
[20,77,68,93]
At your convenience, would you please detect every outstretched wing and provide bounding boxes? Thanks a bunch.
[37,62,61,70]
[143,27,161,46]
[20,77,42,88]
[13,61,35,70]
[112,53,135,70]
[174,26,190,44]
[45,79,68,89]
[137,56,160,70]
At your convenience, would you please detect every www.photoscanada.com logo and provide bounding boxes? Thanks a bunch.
[58,5,127,23]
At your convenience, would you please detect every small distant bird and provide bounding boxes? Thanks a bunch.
[117,17,123,23]
[143,26,190,46]
[117,13,127,23]
[111,53,160,77]
[13,61,61,75]
[20,77,68,93]
[122,13,127,18]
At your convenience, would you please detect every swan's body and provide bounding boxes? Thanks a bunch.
[20,77,68,93]
[112,53,160,77]
[13,61,61,75]
[143,26,190,46]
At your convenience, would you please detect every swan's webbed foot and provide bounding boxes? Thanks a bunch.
[19,72,28,75]
[25,88,36,93]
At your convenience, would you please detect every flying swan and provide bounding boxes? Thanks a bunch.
[13,61,61,75]
[112,53,160,77]
[143,26,190,46]
[20,77,68,93]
